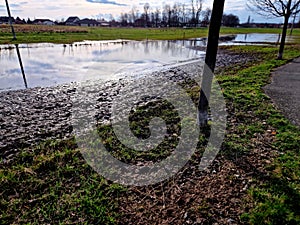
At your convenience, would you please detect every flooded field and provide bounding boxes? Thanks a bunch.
[0,33,297,92]
[228,33,296,44]
[0,40,202,91]
[188,33,297,46]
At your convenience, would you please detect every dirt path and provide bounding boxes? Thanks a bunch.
[264,57,300,127]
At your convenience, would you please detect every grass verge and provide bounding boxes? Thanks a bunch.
[215,45,300,224]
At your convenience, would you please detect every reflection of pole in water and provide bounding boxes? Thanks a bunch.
[15,44,28,89]
[244,34,248,41]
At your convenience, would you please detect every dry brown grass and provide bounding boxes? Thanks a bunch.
[0,24,88,33]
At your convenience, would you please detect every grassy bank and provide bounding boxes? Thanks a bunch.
[0,25,299,44]
[216,45,300,224]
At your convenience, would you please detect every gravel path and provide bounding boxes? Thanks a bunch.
[0,50,256,162]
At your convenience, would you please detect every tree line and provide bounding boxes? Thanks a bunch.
[114,1,239,28]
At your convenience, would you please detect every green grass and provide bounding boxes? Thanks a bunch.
[0,25,299,44]
[0,139,125,224]
[214,45,300,224]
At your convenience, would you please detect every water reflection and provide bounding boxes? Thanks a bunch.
[0,40,202,91]
[15,44,28,89]
[222,33,293,45]
[187,33,295,46]
[1,33,296,92]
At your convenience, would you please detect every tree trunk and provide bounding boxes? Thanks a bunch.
[278,14,290,60]
[278,0,292,60]
[198,0,225,126]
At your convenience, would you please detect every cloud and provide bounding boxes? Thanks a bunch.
[47,6,61,11]
[86,0,127,6]
[10,2,28,8]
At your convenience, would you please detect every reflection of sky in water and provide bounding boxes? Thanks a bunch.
[223,33,296,44]
[233,33,282,42]
[0,40,202,91]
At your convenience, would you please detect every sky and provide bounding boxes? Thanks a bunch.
[0,0,286,23]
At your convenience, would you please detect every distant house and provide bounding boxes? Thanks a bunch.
[99,22,110,27]
[65,16,80,26]
[15,17,26,24]
[0,16,15,24]
[33,19,55,26]
[77,18,100,27]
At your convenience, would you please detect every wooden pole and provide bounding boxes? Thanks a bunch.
[5,0,16,40]
[198,0,226,126]
[5,0,28,88]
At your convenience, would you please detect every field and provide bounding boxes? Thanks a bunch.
[0,24,300,44]
[0,25,300,224]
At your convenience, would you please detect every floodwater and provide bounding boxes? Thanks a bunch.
[0,33,296,92]
[0,40,203,92]
[228,33,296,44]
[188,33,296,46]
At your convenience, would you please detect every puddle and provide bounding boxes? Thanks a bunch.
[0,40,203,92]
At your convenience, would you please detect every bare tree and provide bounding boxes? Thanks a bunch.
[130,6,138,25]
[202,7,212,26]
[181,4,188,25]
[161,4,172,27]
[290,3,300,34]
[144,3,150,27]
[154,8,161,27]
[191,0,203,27]
[248,0,300,59]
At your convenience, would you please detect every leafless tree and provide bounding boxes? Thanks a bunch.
[290,3,300,34]
[191,0,203,26]
[181,3,188,24]
[144,3,150,27]
[154,8,160,27]
[130,6,138,25]
[202,7,212,26]
[248,0,300,59]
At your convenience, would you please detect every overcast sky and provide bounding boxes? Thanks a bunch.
[0,0,285,23]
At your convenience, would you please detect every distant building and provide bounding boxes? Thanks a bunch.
[99,22,110,27]
[65,16,80,26]
[15,17,26,24]
[33,19,55,26]
[0,16,15,24]
[239,23,282,28]
[77,18,100,27]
